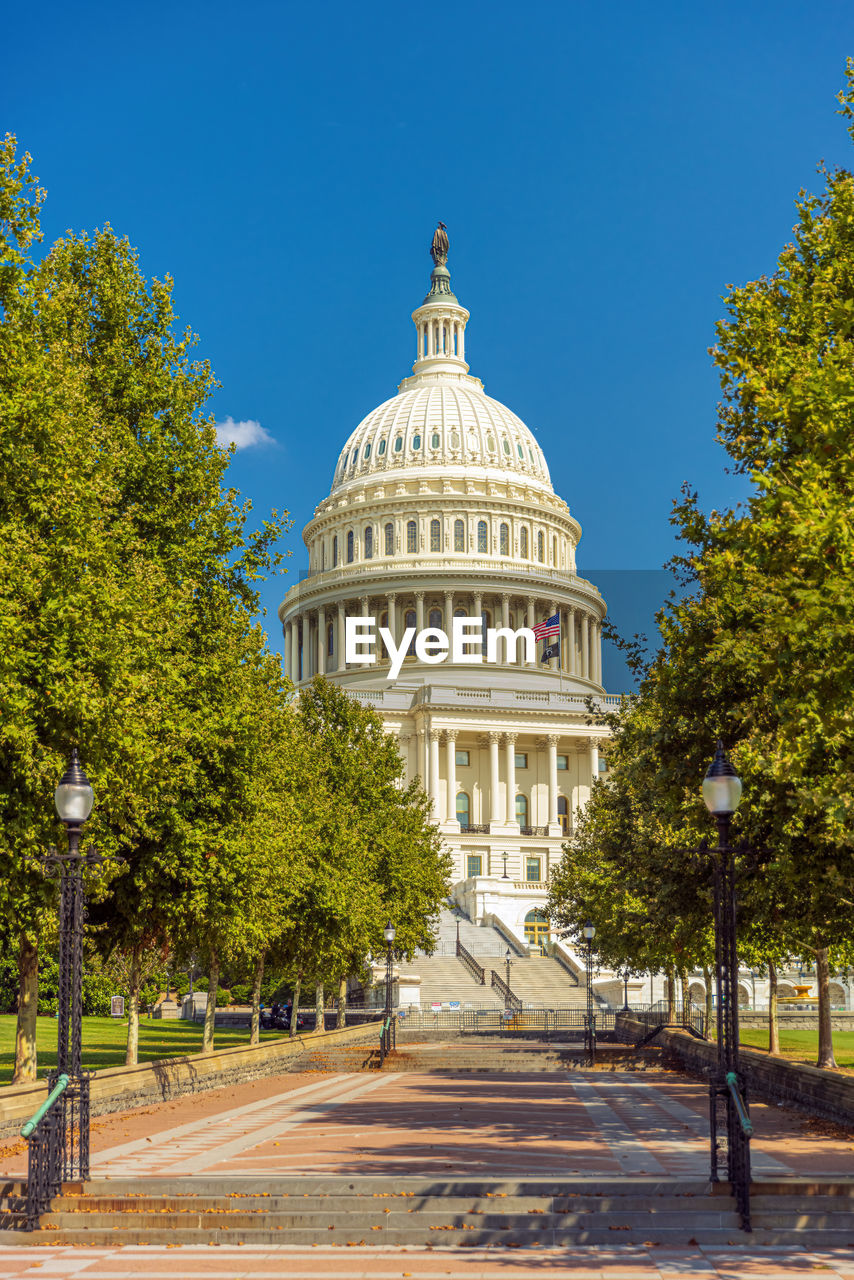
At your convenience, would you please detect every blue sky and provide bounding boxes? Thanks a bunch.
[6,2,854,688]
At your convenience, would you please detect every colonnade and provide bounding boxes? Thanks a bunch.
[283,591,603,685]
[415,313,465,363]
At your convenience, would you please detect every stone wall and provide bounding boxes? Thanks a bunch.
[0,1020,382,1141]
[739,1012,854,1031]
[616,1014,854,1126]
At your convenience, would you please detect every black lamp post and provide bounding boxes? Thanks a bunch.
[621,967,631,1013]
[504,947,512,1013]
[703,740,752,1230]
[383,921,396,1056]
[502,852,508,880]
[583,920,596,1063]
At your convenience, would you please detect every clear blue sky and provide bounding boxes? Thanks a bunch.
[6,2,854,686]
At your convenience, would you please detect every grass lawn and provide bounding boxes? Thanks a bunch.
[0,1015,282,1084]
[739,1025,854,1070]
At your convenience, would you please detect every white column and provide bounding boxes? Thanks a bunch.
[284,623,292,682]
[526,597,536,668]
[582,612,589,680]
[547,735,559,827]
[337,602,346,671]
[445,730,457,822]
[459,319,465,364]
[567,607,576,675]
[473,591,482,637]
[505,733,517,827]
[549,600,559,671]
[444,590,453,632]
[595,620,602,684]
[489,732,502,826]
[305,615,314,679]
[415,590,425,635]
[317,606,326,675]
[387,592,397,649]
[590,738,599,786]
[501,593,510,630]
[589,616,596,682]
[429,729,441,819]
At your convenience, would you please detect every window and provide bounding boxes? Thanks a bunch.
[557,754,568,771]
[526,856,542,882]
[394,436,403,452]
[347,531,354,563]
[407,520,417,553]
[351,449,358,467]
[520,527,528,559]
[378,438,386,456]
[430,518,441,552]
[384,522,394,556]
[486,435,496,453]
[552,536,558,565]
[364,526,373,559]
[332,535,338,567]
[517,443,524,459]
[327,623,334,656]
[515,752,528,769]
[321,544,325,571]
[429,608,442,629]
[515,794,528,825]
[412,434,421,450]
[528,447,534,464]
[431,432,440,448]
[499,522,509,556]
[455,749,470,767]
[364,443,371,459]
[537,530,544,563]
[405,609,416,655]
[477,520,488,553]
[450,430,460,449]
[454,519,465,552]
[457,792,471,829]
[503,438,511,455]
[524,909,550,946]
[467,854,482,878]
[558,796,569,835]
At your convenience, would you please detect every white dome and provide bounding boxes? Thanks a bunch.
[331,381,553,494]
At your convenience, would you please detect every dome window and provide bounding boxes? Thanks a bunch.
[378,438,387,456]
[528,447,535,465]
[431,432,440,449]
[394,437,403,453]
[454,518,465,552]
[503,439,511,456]
[486,436,496,453]
[499,522,509,556]
[520,527,528,559]
[347,531,355,564]
[412,434,421,450]
[351,449,358,467]
[407,520,417,553]
[384,522,394,556]
[537,530,544,563]
[430,518,442,552]
[517,443,524,460]
[364,443,371,459]
[552,535,558,565]
[364,526,373,560]
[450,430,460,449]
[477,520,488,554]
[332,535,338,567]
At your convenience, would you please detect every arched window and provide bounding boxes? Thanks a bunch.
[520,527,528,559]
[378,438,386,455]
[429,608,442,629]
[430,518,441,552]
[405,609,416,656]
[431,432,440,448]
[454,519,465,552]
[456,792,470,829]
[552,536,558,565]
[327,623,334,656]
[407,520,417,554]
[557,796,569,835]
[351,449,358,467]
[477,520,488,553]
[412,434,421,450]
[517,443,524,459]
[364,526,373,559]
[499,522,509,556]
[486,436,496,453]
[524,909,550,947]
[384,522,394,556]
[450,430,460,449]
[515,794,529,826]
[364,443,371,459]
[394,437,403,453]
[537,530,544,563]
[503,438,511,455]
[332,535,338,567]
[347,530,355,563]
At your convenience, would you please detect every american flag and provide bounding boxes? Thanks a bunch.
[533,612,560,641]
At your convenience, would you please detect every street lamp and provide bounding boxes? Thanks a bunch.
[621,967,631,1013]
[583,920,596,1063]
[502,852,508,880]
[383,921,396,1057]
[702,740,752,1229]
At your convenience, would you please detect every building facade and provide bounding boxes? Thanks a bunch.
[279,234,618,955]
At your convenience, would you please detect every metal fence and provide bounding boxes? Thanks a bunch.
[626,999,706,1039]
[396,1007,617,1035]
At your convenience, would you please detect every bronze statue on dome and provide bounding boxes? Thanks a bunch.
[430,222,449,266]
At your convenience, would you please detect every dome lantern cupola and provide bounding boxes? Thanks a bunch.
[408,222,470,381]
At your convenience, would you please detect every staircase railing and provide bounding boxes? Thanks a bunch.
[21,1072,70,1231]
[544,939,582,986]
[456,939,485,984]
[490,969,522,1012]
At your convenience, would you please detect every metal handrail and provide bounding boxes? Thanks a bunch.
[456,939,485,984]
[726,1072,754,1137]
[21,1074,69,1139]
[490,969,522,1012]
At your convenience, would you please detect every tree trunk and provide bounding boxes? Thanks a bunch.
[815,947,836,1069]
[13,934,38,1083]
[678,965,688,1010]
[250,954,264,1046]
[289,973,302,1038]
[702,965,714,1037]
[665,967,676,1023]
[202,954,219,1054]
[315,982,325,1033]
[337,975,347,1029]
[125,945,141,1066]
[768,959,780,1054]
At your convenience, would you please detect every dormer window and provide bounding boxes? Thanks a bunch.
[378,439,387,456]
[364,443,371,459]
[431,432,440,448]
[412,434,421,450]
[394,437,403,453]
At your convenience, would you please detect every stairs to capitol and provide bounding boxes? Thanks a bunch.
[4,1177,854,1246]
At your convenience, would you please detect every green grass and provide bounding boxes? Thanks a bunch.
[739,1026,854,1070]
[0,1015,282,1084]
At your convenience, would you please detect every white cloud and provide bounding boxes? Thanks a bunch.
[215,417,276,451]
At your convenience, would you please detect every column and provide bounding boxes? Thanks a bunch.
[581,612,589,680]
[473,591,482,638]
[317,606,326,675]
[337,602,346,672]
[547,735,559,828]
[595,620,602,684]
[284,622,292,683]
[305,614,314,679]
[429,729,441,819]
[590,738,599,785]
[387,592,397,648]
[445,730,457,822]
[415,590,425,635]
[526,597,536,668]
[505,733,517,827]
[588,616,596,682]
[489,732,501,826]
[567,607,576,675]
[459,319,465,364]
[444,590,453,632]
[501,593,510,630]
[549,600,559,671]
